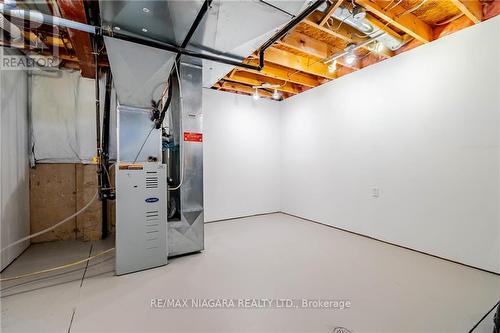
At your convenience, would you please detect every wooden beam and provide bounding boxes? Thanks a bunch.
[304,11,366,44]
[254,47,336,79]
[355,0,433,43]
[280,31,331,59]
[220,81,273,98]
[319,0,344,26]
[56,0,94,77]
[242,59,323,88]
[449,0,482,24]
[303,11,393,58]
[279,31,360,70]
[229,70,306,95]
[433,15,474,39]
[365,13,404,41]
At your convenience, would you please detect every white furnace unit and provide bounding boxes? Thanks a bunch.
[115,163,168,275]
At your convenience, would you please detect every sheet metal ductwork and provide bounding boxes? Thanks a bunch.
[104,1,311,270]
[100,0,310,95]
[323,4,405,51]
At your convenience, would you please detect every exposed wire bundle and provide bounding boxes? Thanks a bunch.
[0,192,99,254]
[0,247,115,282]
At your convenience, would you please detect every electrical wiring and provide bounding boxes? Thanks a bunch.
[397,0,428,18]
[435,13,464,25]
[0,247,115,282]
[101,162,115,190]
[132,125,156,165]
[326,11,353,32]
[387,0,403,11]
[0,191,99,254]
[383,0,396,11]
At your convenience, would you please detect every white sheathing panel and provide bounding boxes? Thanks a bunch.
[203,89,281,222]
[31,70,97,163]
[0,49,30,270]
[280,17,500,273]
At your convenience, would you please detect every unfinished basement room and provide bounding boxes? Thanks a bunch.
[1,0,499,332]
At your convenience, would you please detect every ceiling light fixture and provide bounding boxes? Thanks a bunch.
[345,53,356,65]
[328,59,337,73]
[142,28,148,33]
[344,44,357,65]
[252,88,260,100]
[142,7,150,13]
[114,26,121,31]
[352,5,367,22]
[272,89,280,100]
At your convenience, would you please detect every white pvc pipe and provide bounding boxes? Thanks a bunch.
[0,3,96,34]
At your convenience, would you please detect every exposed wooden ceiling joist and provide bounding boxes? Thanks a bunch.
[55,0,94,77]
[219,81,274,98]
[354,0,433,43]
[303,11,394,58]
[212,0,496,100]
[229,70,306,95]
[449,0,482,24]
[253,47,336,79]
[278,31,360,70]
[280,31,332,59]
[243,59,323,88]
[319,0,344,26]
[304,11,366,44]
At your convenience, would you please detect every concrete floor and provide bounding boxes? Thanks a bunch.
[1,213,499,333]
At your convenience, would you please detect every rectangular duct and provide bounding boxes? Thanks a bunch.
[167,60,204,257]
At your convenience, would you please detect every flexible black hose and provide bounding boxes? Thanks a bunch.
[155,75,174,129]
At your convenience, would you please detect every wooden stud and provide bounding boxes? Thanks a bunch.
[433,15,474,39]
[55,0,95,77]
[304,11,366,44]
[303,11,394,58]
[243,59,322,88]
[278,32,360,70]
[319,0,344,26]
[229,71,306,95]
[449,0,482,24]
[355,0,433,43]
[280,31,331,59]
[220,81,273,98]
[255,47,336,79]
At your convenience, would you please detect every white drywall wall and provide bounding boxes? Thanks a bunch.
[280,17,500,273]
[0,49,30,270]
[203,89,281,222]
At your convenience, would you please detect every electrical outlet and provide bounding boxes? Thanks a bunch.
[372,187,380,198]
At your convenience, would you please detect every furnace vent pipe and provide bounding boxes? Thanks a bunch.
[0,3,96,33]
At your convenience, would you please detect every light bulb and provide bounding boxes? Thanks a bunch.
[272,89,280,100]
[328,60,337,73]
[345,53,356,65]
[253,89,260,100]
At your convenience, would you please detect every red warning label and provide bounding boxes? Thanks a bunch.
[183,132,203,142]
